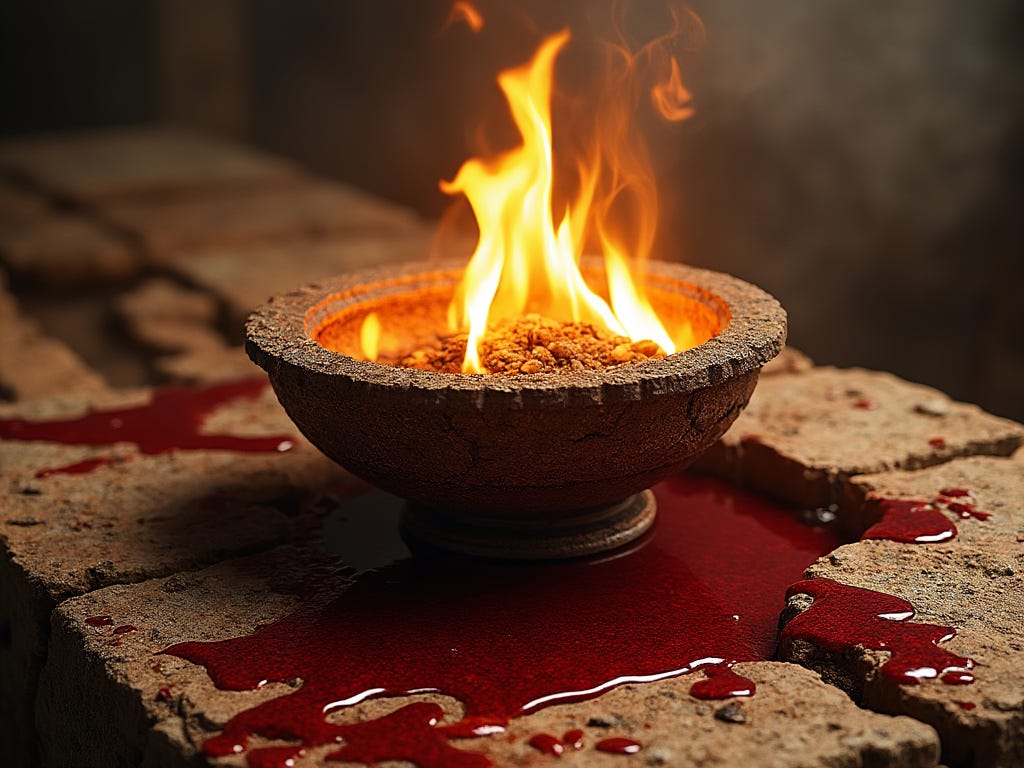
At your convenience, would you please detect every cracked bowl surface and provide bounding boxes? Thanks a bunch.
[245,259,786,516]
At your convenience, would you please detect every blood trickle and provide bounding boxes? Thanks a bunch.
[84,616,113,627]
[163,475,839,767]
[937,487,992,522]
[34,457,120,478]
[596,737,643,754]
[861,498,957,544]
[1,380,293,477]
[781,579,973,686]
[945,502,991,521]
[688,664,756,700]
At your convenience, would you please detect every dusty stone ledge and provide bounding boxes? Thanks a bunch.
[780,455,1024,767]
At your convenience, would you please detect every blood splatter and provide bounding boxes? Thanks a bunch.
[781,579,973,686]
[861,499,957,543]
[528,733,564,756]
[688,664,756,700]
[596,737,642,754]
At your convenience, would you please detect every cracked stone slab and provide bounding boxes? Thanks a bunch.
[0,212,140,287]
[100,180,425,257]
[780,466,1024,768]
[153,346,263,386]
[0,385,355,767]
[0,126,301,204]
[842,455,1024,547]
[37,547,940,768]
[695,367,1024,511]
[116,278,221,332]
[155,231,439,336]
[0,272,109,401]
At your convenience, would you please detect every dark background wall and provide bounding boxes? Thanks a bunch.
[1,0,1021,420]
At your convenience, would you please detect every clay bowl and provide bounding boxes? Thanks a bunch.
[246,259,786,558]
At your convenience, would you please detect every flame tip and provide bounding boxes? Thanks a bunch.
[440,12,700,372]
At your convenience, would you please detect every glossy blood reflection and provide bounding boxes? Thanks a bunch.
[165,476,839,767]
[781,579,974,685]
[861,498,957,544]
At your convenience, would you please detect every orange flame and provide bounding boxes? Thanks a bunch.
[651,57,693,121]
[360,311,381,361]
[442,15,698,372]
[443,1,484,34]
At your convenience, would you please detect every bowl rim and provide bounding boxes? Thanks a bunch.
[245,258,786,409]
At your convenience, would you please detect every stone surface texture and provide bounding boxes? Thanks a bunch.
[0,272,109,401]
[0,386,354,768]
[101,180,424,256]
[695,367,1024,511]
[0,212,139,287]
[155,231,438,335]
[0,126,300,203]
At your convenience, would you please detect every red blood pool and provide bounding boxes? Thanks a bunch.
[861,499,957,544]
[688,664,756,700]
[958,701,977,710]
[781,579,973,686]
[928,437,947,448]
[34,457,119,478]
[596,737,642,754]
[159,475,845,768]
[84,616,113,627]
[562,729,584,750]
[1,380,293,477]
[156,687,174,702]
[112,625,137,636]
[528,733,564,756]
[853,398,878,410]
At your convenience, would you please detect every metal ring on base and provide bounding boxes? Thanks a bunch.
[400,490,657,560]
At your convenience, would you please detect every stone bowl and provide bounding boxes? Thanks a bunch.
[245,259,786,558]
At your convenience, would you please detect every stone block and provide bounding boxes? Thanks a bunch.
[696,367,1023,511]
[100,180,424,256]
[0,382,354,767]
[0,126,300,204]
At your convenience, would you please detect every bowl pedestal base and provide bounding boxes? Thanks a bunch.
[401,490,657,560]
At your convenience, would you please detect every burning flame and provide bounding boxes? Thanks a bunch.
[651,57,693,121]
[442,19,698,372]
[443,1,484,34]
[360,311,381,361]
